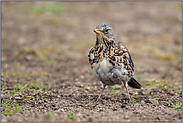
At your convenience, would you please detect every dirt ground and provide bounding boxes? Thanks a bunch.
[1,1,182,122]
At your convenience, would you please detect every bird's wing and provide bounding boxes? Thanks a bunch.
[107,41,135,77]
[88,46,95,67]
[88,45,103,68]
[120,44,134,72]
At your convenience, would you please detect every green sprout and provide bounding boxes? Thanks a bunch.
[169,100,182,109]
[1,99,23,115]
[141,81,158,88]
[131,99,137,104]
[10,88,18,96]
[15,82,29,90]
[137,75,145,80]
[44,112,54,116]
[36,93,46,101]
[145,93,160,101]
[110,87,122,94]
[1,88,5,93]
[67,113,74,119]
[31,80,49,91]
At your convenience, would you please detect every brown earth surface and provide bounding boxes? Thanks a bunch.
[1,1,182,122]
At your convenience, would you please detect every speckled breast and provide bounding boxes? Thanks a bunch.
[88,43,134,86]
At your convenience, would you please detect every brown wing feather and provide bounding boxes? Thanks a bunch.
[121,44,134,73]
[106,41,135,77]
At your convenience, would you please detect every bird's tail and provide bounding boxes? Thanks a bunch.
[128,77,141,89]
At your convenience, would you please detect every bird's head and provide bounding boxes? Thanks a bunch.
[94,23,119,46]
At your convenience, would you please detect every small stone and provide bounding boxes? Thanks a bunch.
[15,96,22,100]
[124,115,129,119]
[141,100,145,105]
[75,78,79,81]
[60,108,64,112]
[80,75,85,79]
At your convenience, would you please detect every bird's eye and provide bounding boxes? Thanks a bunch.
[105,29,108,33]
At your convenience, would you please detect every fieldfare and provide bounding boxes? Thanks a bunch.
[88,23,141,103]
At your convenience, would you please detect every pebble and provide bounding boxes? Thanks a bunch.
[80,75,85,79]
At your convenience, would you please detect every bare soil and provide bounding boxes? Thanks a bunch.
[1,1,182,122]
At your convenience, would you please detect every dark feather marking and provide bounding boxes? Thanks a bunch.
[109,59,115,66]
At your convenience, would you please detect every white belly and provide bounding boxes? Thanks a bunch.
[92,59,131,86]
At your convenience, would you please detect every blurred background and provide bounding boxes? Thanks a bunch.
[1,1,182,122]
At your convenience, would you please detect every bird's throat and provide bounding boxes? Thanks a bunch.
[96,34,110,47]
[95,37,108,49]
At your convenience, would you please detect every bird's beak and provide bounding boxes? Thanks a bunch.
[93,29,102,34]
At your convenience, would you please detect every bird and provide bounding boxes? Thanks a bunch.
[88,23,141,103]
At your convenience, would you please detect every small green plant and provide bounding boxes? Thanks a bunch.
[42,58,57,66]
[178,92,182,96]
[10,88,18,96]
[44,106,48,110]
[145,93,160,101]
[148,81,157,88]
[14,82,30,95]
[131,99,137,104]
[15,82,29,90]
[159,80,174,89]
[152,94,161,101]
[41,94,46,101]
[164,83,171,89]
[36,93,46,101]
[110,87,122,94]
[141,81,158,88]
[13,101,23,114]
[1,99,14,115]
[32,80,38,89]
[145,93,160,105]
[36,93,40,99]
[145,93,149,99]
[1,99,23,115]
[67,113,74,119]
[137,75,145,80]
[31,80,49,91]
[169,100,182,109]
[41,83,49,92]
[44,111,54,116]
[1,88,5,93]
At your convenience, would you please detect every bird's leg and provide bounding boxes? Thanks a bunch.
[124,82,131,103]
[93,85,106,104]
